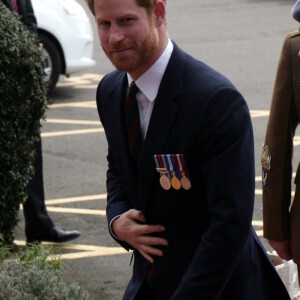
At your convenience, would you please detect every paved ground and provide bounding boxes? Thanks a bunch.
[13,0,300,299]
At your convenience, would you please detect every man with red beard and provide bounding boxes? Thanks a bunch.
[86,0,290,299]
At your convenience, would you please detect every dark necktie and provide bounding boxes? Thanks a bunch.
[125,81,144,163]
[11,0,19,13]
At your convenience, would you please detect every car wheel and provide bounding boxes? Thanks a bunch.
[39,33,62,92]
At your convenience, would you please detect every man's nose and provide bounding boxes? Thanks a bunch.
[109,24,124,43]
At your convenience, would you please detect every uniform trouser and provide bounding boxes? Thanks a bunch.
[23,137,54,237]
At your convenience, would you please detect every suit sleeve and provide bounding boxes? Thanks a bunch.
[171,87,255,299]
[23,0,38,36]
[96,79,132,251]
[262,34,298,241]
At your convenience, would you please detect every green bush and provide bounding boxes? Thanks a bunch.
[0,3,48,245]
[0,243,90,299]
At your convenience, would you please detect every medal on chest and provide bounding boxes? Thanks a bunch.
[154,155,171,190]
[176,154,192,190]
[154,154,192,191]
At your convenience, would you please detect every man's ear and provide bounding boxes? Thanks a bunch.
[153,0,166,26]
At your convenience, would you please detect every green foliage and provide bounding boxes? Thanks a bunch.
[0,3,48,244]
[20,243,61,271]
[0,235,11,263]
[0,244,90,300]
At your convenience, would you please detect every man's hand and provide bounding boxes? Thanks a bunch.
[269,239,293,261]
[112,209,168,263]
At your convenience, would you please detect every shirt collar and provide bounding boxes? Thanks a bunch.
[127,39,173,102]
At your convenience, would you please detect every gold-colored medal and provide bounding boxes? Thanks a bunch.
[171,175,181,190]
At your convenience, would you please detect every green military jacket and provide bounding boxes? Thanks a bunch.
[263,30,300,264]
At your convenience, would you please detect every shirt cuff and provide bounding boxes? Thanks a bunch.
[109,214,122,240]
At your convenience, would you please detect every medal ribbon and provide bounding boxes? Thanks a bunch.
[174,154,182,176]
[176,154,189,177]
[154,155,160,169]
[170,155,180,178]
[166,154,173,175]
[154,154,168,174]
[176,154,184,176]
[160,155,170,179]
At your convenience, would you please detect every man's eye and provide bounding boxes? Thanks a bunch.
[121,18,134,24]
[99,21,110,28]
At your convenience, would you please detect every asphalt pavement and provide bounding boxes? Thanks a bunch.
[14,0,299,299]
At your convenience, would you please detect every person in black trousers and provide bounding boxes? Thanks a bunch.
[2,0,80,243]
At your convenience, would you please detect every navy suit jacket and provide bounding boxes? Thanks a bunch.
[97,43,290,299]
[2,0,37,35]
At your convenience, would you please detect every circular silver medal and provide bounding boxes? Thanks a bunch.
[181,175,191,190]
[160,175,171,190]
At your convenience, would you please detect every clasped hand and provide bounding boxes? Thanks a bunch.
[112,209,168,263]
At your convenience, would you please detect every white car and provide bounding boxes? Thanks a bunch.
[32,0,95,91]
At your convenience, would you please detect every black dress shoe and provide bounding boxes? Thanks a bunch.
[27,227,80,243]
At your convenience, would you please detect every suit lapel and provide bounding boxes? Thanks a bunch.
[109,73,141,207]
[138,44,186,212]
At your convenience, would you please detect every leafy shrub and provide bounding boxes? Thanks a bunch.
[0,3,48,245]
[0,244,90,299]
[0,235,11,263]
